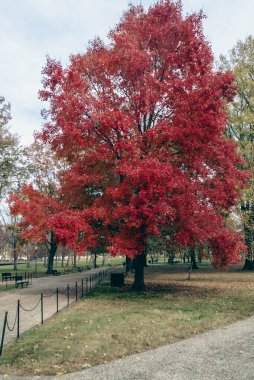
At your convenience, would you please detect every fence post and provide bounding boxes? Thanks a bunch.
[81,279,84,298]
[90,275,92,292]
[86,278,88,294]
[0,312,8,356]
[41,293,44,324]
[17,300,20,339]
[67,285,70,307]
[56,288,59,313]
[75,281,78,302]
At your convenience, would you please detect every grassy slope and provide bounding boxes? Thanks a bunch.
[0,264,254,376]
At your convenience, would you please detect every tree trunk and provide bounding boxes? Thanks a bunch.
[187,261,193,280]
[73,252,77,271]
[47,231,58,274]
[125,255,132,273]
[132,252,146,291]
[241,201,254,270]
[102,253,108,266]
[26,252,31,268]
[61,246,65,268]
[13,240,17,271]
[190,247,199,269]
[242,224,254,270]
[243,225,254,270]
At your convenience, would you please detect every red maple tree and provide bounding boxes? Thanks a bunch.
[12,1,246,289]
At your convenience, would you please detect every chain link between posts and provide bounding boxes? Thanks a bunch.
[0,268,112,357]
[6,310,18,332]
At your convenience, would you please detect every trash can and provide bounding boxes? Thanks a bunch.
[111,272,125,287]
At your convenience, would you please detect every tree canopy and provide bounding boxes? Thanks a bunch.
[11,1,246,289]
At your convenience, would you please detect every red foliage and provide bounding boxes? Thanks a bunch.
[9,186,95,252]
[13,2,247,266]
[210,229,246,269]
[9,185,62,243]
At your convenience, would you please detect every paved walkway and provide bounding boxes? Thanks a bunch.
[0,268,108,347]
[1,315,254,380]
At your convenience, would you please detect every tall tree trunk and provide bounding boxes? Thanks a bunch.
[132,252,146,291]
[190,246,199,270]
[13,239,17,271]
[125,255,132,273]
[102,253,108,266]
[73,252,77,271]
[242,202,254,270]
[26,253,31,268]
[243,224,254,270]
[187,261,193,280]
[61,246,65,268]
[47,231,58,274]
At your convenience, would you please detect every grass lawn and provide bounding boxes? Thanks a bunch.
[1,264,254,376]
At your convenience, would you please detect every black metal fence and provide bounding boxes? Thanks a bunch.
[0,268,111,357]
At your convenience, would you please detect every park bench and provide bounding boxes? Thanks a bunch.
[15,275,30,288]
[2,272,19,285]
[52,270,61,276]
[2,272,12,283]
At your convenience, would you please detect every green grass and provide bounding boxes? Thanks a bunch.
[0,262,47,274]
[0,256,123,274]
[1,264,254,376]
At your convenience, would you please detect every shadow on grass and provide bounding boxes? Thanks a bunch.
[90,280,219,302]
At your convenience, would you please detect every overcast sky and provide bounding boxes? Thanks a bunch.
[0,0,253,145]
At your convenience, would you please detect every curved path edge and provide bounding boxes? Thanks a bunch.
[1,314,254,380]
